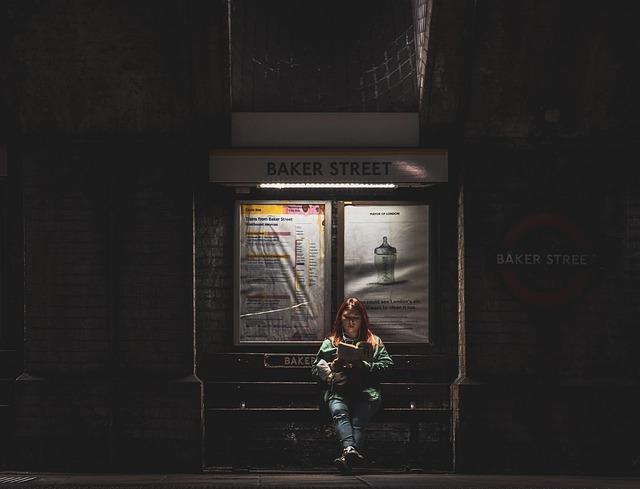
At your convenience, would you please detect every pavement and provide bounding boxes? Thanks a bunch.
[2,471,640,489]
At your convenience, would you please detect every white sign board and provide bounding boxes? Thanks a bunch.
[231,112,420,148]
[235,201,331,344]
[343,203,430,343]
[210,149,447,185]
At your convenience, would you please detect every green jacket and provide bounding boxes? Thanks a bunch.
[311,336,394,403]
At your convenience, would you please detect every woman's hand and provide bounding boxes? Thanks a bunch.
[330,358,350,372]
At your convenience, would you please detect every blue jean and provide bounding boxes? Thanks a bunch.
[327,396,381,450]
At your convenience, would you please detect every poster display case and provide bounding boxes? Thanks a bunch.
[235,201,332,345]
[341,202,430,343]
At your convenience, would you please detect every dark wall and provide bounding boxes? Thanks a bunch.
[1,0,638,474]
[425,0,638,141]
[1,0,228,471]
[231,0,417,111]
[195,185,235,354]
[3,0,227,136]
[456,147,639,473]
[14,137,203,471]
[423,0,639,474]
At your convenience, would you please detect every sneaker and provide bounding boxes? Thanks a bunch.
[333,454,352,475]
[343,445,365,466]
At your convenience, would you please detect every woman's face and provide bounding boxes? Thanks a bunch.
[341,307,362,339]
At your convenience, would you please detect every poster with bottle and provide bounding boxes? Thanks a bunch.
[343,204,429,342]
[236,201,331,344]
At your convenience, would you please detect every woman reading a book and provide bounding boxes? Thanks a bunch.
[311,297,394,474]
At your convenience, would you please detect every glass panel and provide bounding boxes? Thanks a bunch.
[235,201,331,344]
[343,203,429,342]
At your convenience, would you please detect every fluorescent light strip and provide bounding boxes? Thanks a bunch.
[259,183,398,189]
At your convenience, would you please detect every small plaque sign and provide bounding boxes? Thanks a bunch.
[264,354,316,368]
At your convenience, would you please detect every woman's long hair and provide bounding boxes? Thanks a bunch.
[328,297,379,348]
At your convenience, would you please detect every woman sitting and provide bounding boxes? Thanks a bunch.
[311,297,394,474]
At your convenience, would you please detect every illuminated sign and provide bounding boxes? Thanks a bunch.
[209,149,447,186]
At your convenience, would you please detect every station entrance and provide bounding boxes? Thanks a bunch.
[199,150,455,469]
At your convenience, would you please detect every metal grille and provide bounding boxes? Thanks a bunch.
[231,0,418,112]
[357,26,417,112]
[0,476,38,484]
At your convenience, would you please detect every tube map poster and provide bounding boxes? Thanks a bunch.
[343,204,429,342]
[237,202,329,343]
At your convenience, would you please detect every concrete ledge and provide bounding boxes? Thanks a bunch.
[452,380,640,475]
[12,374,203,472]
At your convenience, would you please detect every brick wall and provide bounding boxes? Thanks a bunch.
[113,145,194,377]
[16,141,203,470]
[3,0,227,471]
[453,147,640,474]
[194,187,235,354]
[423,0,640,474]
[22,143,111,376]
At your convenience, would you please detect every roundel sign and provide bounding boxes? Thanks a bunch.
[496,213,596,307]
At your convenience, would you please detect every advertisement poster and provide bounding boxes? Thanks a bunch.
[236,201,330,344]
[343,204,429,342]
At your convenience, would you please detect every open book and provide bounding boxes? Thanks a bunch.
[338,341,373,363]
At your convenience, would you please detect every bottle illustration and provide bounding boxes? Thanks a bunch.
[374,236,397,284]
